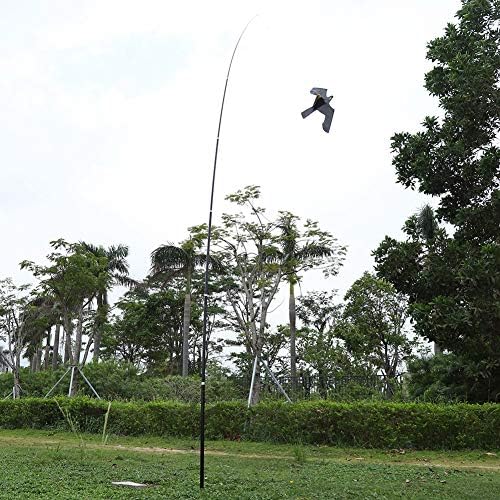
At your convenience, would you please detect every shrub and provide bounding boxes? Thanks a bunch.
[407,354,500,403]
[246,401,500,449]
[0,362,242,402]
[0,398,497,450]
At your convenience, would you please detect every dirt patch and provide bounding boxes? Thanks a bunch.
[0,433,498,472]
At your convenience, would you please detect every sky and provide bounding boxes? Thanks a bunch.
[1,0,462,324]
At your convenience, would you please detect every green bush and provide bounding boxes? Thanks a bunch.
[407,354,500,403]
[0,362,242,402]
[0,398,497,450]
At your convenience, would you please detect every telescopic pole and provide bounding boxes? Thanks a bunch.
[199,15,257,489]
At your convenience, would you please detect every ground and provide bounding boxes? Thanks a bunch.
[0,429,498,499]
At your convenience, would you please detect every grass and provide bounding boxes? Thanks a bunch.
[0,429,498,499]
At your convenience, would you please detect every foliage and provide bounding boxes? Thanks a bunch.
[407,353,500,403]
[148,228,217,376]
[391,0,499,223]
[214,186,286,404]
[276,211,346,281]
[20,239,110,368]
[103,285,189,374]
[0,278,56,396]
[294,291,356,396]
[374,0,500,401]
[339,273,417,391]
[0,361,241,402]
[246,401,500,449]
[0,398,498,450]
[79,242,132,363]
[275,211,346,385]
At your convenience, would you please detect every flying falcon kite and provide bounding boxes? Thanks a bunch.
[301,87,334,133]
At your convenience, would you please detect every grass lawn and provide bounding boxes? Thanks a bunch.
[0,429,498,499]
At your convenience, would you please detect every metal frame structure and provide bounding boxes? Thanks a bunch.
[44,365,101,399]
[247,356,292,407]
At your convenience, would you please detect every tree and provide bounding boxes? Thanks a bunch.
[391,0,499,227]
[340,273,416,395]
[405,352,496,402]
[22,293,59,372]
[214,186,285,405]
[149,230,214,376]
[276,213,346,390]
[21,240,109,394]
[295,291,346,396]
[103,284,187,372]
[228,324,289,390]
[0,279,32,397]
[80,242,132,363]
[0,280,58,396]
[374,0,499,400]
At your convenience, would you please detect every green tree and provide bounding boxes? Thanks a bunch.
[149,230,213,376]
[374,0,499,400]
[215,186,284,405]
[340,273,416,396]
[21,240,109,394]
[0,280,58,395]
[22,293,59,372]
[276,213,346,390]
[80,242,132,363]
[0,279,32,397]
[103,284,191,373]
[296,291,345,396]
[405,352,496,402]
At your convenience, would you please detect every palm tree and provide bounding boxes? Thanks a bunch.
[80,243,132,362]
[22,294,59,372]
[276,213,339,390]
[150,235,216,377]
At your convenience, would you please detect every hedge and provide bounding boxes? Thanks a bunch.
[0,398,498,450]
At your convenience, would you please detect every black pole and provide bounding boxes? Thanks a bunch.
[199,16,257,489]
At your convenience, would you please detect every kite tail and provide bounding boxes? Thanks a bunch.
[301,107,315,119]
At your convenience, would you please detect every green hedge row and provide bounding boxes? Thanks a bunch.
[0,398,498,450]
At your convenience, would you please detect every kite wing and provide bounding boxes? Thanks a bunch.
[301,106,315,119]
[318,103,334,133]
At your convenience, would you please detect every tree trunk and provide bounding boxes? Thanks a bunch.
[182,270,192,377]
[43,328,51,370]
[318,367,328,398]
[74,306,83,365]
[37,345,43,371]
[434,342,442,355]
[52,324,61,370]
[82,333,94,366]
[13,363,21,399]
[289,280,297,392]
[93,292,107,363]
[63,334,70,364]
[70,306,84,396]
[250,331,265,405]
[63,312,74,365]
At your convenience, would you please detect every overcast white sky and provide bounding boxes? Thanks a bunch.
[1,0,461,321]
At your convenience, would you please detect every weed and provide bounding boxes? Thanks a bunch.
[293,445,308,464]
[101,401,111,445]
